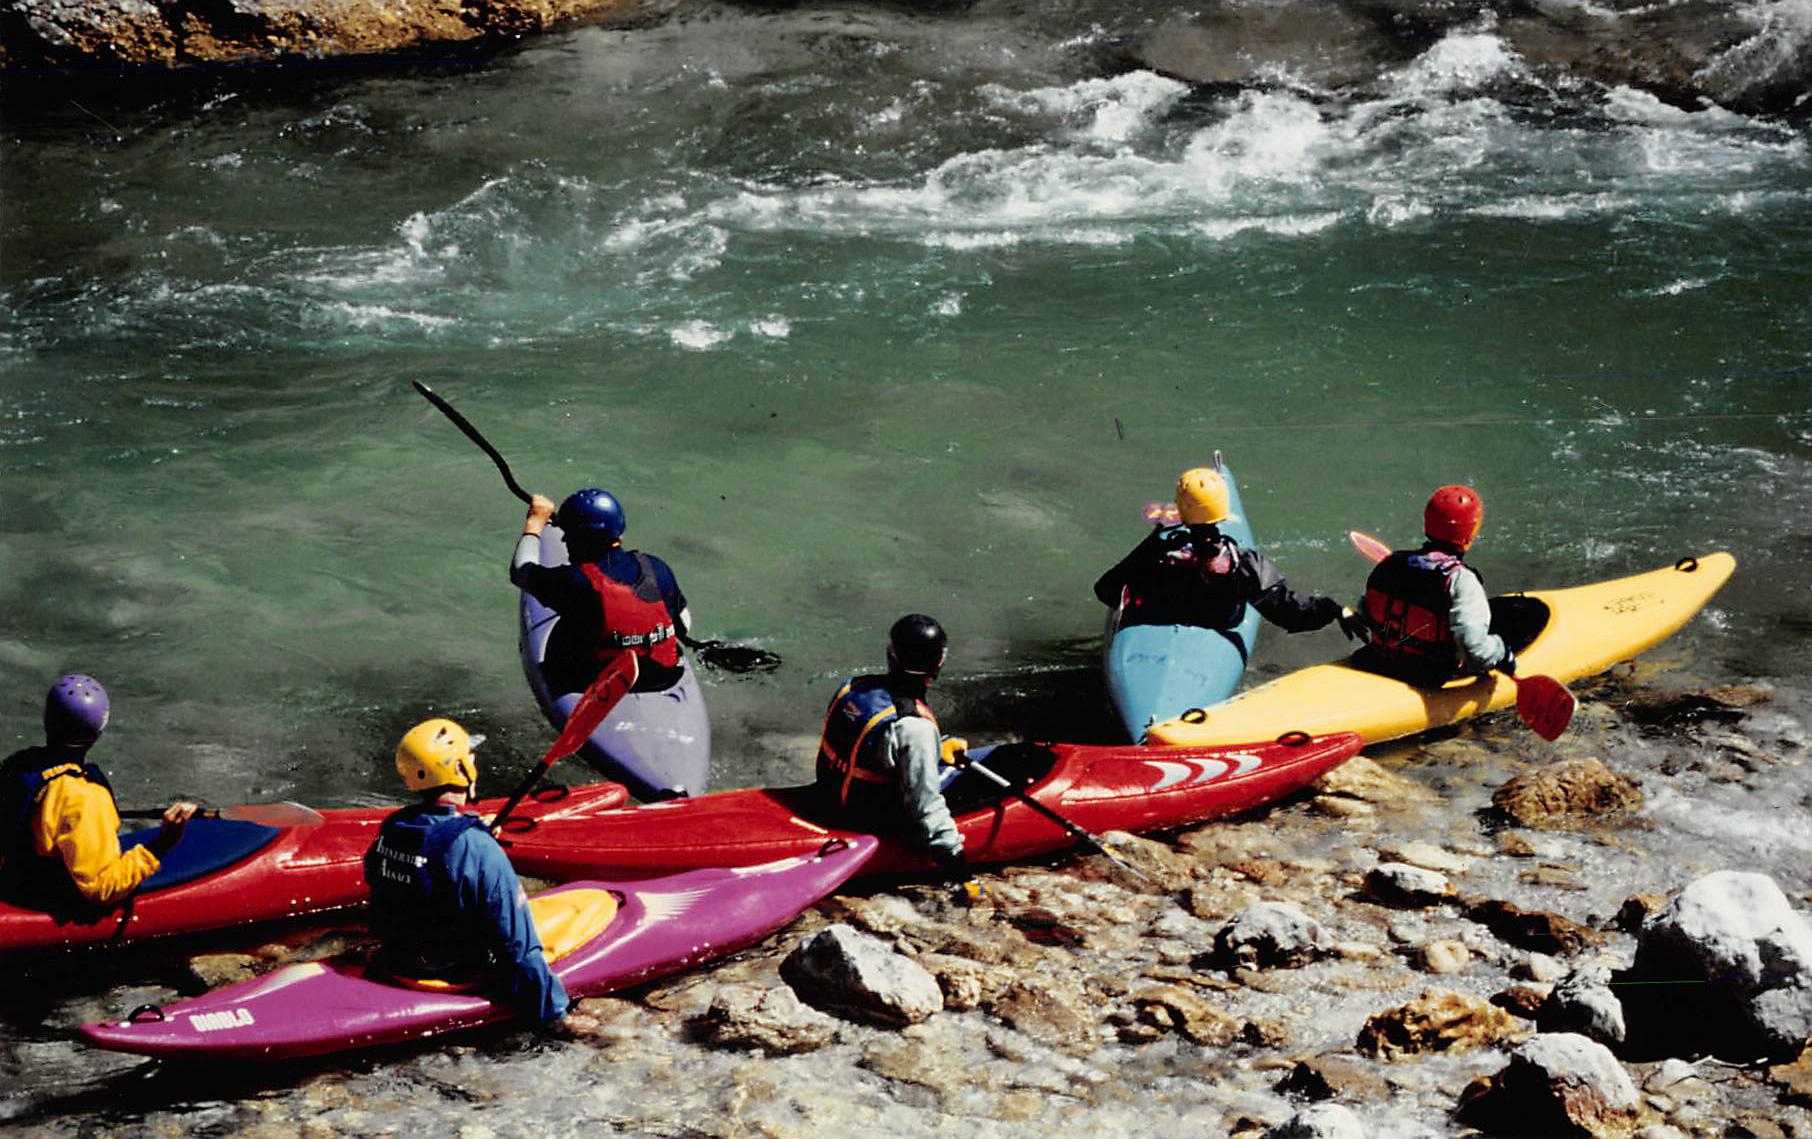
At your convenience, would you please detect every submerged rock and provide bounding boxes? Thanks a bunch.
[1357,989,1526,1061]
[1490,758,1644,830]
[1213,901,1332,971]
[1262,1102,1367,1139]
[1457,1032,1641,1138]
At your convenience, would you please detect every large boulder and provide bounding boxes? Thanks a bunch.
[1457,1033,1641,1138]
[780,924,944,1028]
[1623,870,1812,1060]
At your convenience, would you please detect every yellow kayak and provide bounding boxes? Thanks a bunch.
[1145,552,1736,748]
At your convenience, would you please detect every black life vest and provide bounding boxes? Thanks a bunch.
[581,553,680,670]
[816,676,937,810]
[364,808,494,980]
[1123,525,1247,630]
[1360,548,1476,678]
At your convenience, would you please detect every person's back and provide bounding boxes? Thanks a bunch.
[0,675,194,911]
[1095,467,1343,635]
[1354,485,1514,687]
[363,718,567,1023]
[814,615,966,879]
[512,488,688,696]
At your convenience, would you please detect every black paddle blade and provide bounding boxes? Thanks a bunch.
[692,641,782,674]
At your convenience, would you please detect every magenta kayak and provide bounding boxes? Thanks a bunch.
[80,836,877,1060]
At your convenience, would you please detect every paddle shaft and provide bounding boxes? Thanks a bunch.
[951,752,1151,883]
[119,803,324,827]
[412,381,781,673]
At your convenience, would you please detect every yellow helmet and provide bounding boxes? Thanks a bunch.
[395,718,478,793]
[1174,467,1231,526]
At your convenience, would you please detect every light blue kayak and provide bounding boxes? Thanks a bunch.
[1103,453,1261,742]
[519,524,711,801]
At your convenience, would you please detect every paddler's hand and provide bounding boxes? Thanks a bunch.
[524,493,556,536]
[939,737,969,768]
[148,801,198,856]
[1498,648,1518,677]
[1336,607,1366,642]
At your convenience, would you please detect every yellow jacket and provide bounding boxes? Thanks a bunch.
[30,764,161,906]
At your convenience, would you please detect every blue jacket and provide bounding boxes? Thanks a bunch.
[364,803,568,1022]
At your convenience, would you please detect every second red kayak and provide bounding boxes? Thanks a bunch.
[500,733,1362,881]
[1,781,628,954]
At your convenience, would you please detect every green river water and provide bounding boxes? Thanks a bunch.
[3,1,1809,811]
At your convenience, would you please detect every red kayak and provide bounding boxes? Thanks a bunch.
[0,781,627,953]
[500,733,1361,881]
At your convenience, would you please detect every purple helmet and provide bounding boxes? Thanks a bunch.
[44,674,109,747]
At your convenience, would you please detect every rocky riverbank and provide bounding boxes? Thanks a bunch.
[4,0,1810,120]
[5,674,1809,1137]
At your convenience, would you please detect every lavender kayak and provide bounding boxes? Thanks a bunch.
[81,836,876,1061]
[520,523,711,801]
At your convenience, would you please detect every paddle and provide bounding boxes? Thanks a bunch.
[946,749,1152,884]
[412,380,782,675]
[488,651,639,835]
[1345,529,1576,741]
[119,802,324,827]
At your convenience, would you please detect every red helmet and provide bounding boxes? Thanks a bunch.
[1424,485,1483,549]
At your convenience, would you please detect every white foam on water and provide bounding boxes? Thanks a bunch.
[669,319,733,350]
[984,71,1190,145]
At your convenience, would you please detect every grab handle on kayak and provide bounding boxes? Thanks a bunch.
[1675,555,1700,572]
[126,1004,166,1024]
[531,783,572,804]
[1274,730,1311,747]
[1179,707,1208,724]
[817,837,851,858]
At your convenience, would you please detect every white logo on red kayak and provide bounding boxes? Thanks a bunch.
[188,1008,255,1033]
[1144,753,1262,790]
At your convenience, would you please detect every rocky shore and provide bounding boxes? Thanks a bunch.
[4,0,1810,120]
[7,675,1809,1137]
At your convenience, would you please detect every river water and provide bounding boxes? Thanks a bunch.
[2,0,1810,1132]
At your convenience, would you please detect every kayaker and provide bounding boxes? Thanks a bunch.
[816,614,969,881]
[364,718,569,1024]
[1350,484,1516,687]
[512,488,690,696]
[0,674,197,910]
[1094,467,1355,637]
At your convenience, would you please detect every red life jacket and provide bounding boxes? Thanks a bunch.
[1360,548,1474,673]
[579,554,679,670]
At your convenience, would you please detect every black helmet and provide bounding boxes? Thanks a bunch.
[886,614,947,678]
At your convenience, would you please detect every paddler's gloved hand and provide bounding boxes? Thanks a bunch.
[1336,607,1366,642]
[934,847,985,902]
[939,737,969,768]
[1498,649,1518,677]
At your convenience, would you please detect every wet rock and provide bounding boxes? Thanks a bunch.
[860,1036,971,1101]
[1517,952,1569,984]
[1313,755,1439,808]
[817,893,928,941]
[1624,871,1812,1060]
[1466,898,1605,955]
[1262,1102,1366,1139]
[780,923,944,1028]
[1420,940,1472,975]
[1127,983,1240,1046]
[1490,758,1644,830]
[1378,841,1472,875]
[1617,684,1772,731]
[1457,1033,1641,1138]
[1357,989,1527,1061]
[1520,864,1590,892]
[1184,874,1265,923]
[985,976,1094,1049]
[1073,830,1196,891]
[1212,901,1332,971]
[1493,985,1551,1020]
[184,953,261,991]
[1767,1041,1812,1107]
[1537,963,1627,1047]
[1364,862,1456,908]
[696,984,838,1056]
[1274,1053,1390,1102]
[1614,894,1670,934]
[915,952,1001,1012]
